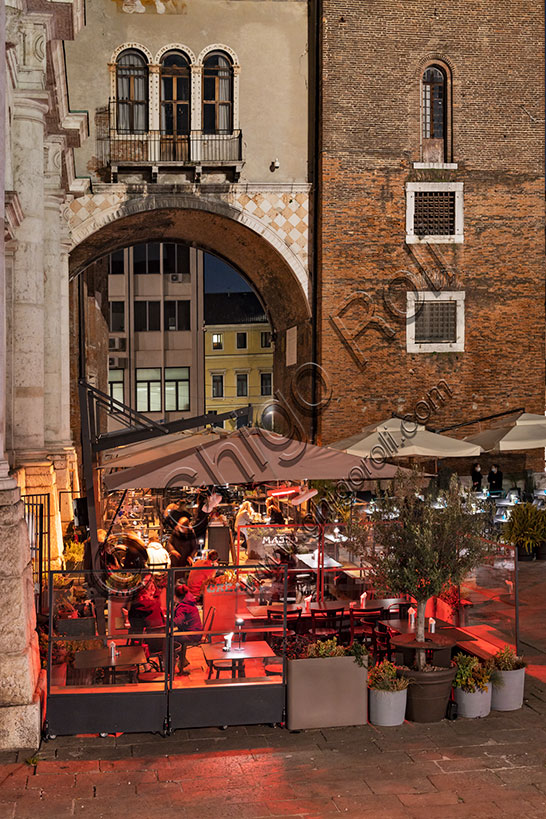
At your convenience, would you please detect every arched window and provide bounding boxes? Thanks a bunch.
[422,65,447,161]
[116,50,148,133]
[203,52,233,134]
[160,52,191,160]
[161,52,191,135]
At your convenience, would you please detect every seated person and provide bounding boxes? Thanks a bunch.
[128,581,165,657]
[146,539,171,571]
[173,584,203,673]
[187,550,219,599]
[266,498,285,525]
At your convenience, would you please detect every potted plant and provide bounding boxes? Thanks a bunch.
[286,637,368,730]
[491,645,526,711]
[503,503,546,561]
[349,471,492,722]
[452,652,494,718]
[368,660,409,726]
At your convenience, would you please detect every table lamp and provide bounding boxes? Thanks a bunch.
[234,617,245,650]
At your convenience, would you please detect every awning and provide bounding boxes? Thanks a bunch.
[465,412,546,453]
[332,417,482,459]
[103,427,403,491]
[100,428,225,470]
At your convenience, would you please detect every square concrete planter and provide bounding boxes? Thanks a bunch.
[287,656,368,730]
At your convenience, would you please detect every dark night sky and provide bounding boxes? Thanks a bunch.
[204,253,252,293]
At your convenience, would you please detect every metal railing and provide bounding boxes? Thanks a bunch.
[23,493,50,613]
[96,103,243,168]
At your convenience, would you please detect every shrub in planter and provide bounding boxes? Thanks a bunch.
[491,646,526,711]
[503,503,546,560]
[368,660,409,727]
[452,652,494,718]
[286,638,369,730]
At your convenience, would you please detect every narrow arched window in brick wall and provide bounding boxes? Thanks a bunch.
[421,64,448,162]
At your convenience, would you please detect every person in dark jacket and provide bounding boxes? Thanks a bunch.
[173,584,203,673]
[128,581,165,656]
[488,464,503,493]
[266,498,285,525]
[167,513,198,567]
[471,463,482,492]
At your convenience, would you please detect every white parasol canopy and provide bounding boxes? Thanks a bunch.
[333,416,482,459]
[464,412,546,453]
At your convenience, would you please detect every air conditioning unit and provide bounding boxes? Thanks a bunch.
[170,273,182,283]
[108,356,127,368]
[108,337,126,351]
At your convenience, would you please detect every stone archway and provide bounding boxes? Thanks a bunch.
[68,195,313,430]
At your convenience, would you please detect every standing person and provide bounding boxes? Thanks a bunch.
[471,463,483,492]
[192,495,210,542]
[488,464,504,493]
[266,498,285,525]
[167,512,198,567]
[187,550,219,600]
[173,584,203,674]
[234,499,257,551]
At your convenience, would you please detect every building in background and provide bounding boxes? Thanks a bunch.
[318,1,545,476]
[204,292,274,428]
[105,241,205,428]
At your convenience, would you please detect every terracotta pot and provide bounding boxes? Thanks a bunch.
[400,666,456,723]
[287,656,367,730]
[369,688,407,727]
[454,683,492,718]
[491,667,525,711]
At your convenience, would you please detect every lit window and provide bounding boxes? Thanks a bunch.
[212,334,223,350]
[212,374,224,398]
[260,372,272,396]
[406,291,465,353]
[108,369,125,404]
[236,332,247,349]
[165,367,190,412]
[236,373,248,397]
[136,368,162,412]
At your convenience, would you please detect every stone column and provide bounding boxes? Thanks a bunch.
[0,487,42,750]
[10,94,48,454]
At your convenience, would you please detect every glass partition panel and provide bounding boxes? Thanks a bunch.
[168,564,287,690]
[457,540,517,651]
[47,570,168,694]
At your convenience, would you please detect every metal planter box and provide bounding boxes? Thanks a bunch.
[287,656,368,730]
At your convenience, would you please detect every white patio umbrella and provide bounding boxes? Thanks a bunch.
[333,416,482,459]
[464,412,546,453]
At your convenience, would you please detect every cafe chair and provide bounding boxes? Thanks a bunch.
[372,627,393,663]
[267,608,301,636]
[349,609,382,649]
[310,607,345,640]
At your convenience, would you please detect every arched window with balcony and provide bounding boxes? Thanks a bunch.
[421,64,449,162]
[160,51,191,160]
[116,49,148,133]
[203,52,233,134]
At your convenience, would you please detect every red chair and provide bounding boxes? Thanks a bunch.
[310,607,345,639]
[349,609,383,648]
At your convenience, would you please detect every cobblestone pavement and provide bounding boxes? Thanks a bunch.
[2,563,546,819]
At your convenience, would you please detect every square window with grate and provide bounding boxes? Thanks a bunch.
[414,191,456,236]
[414,301,457,343]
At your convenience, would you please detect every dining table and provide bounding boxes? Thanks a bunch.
[201,640,276,679]
[73,645,147,683]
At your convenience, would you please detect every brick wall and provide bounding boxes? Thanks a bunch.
[318,1,545,472]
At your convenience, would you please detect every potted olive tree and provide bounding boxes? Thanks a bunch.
[452,652,494,718]
[349,471,492,722]
[285,636,369,730]
[368,660,409,726]
[491,646,526,711]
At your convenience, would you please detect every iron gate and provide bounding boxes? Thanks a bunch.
[23,493,50,613]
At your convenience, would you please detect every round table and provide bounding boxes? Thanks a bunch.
[390,632,455,667]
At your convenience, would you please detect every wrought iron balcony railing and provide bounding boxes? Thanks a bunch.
[96,103,243,178]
